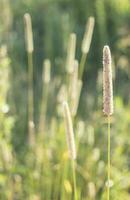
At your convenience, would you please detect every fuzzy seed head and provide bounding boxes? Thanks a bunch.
[69,60,79,114]
[24,13,34,53]
[43,59,51,84]
[66,33,76,73]
[69,60,82,116]
[63,101,76,160]
[81,17,95,54]
[71,79,82,116]
[103,45,113,115]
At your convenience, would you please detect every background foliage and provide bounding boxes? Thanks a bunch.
[0,0,130,199]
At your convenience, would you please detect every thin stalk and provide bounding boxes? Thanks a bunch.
[61,160,69,200]
[72,159,77,200]
[39,83,49,136]
[107,115,111,200]
[27,51,35,146]
[79,53,87,80]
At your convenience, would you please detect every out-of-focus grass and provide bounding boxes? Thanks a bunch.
[1,40,130,200]
[1,0,130,199]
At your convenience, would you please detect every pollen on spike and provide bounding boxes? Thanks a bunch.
[103,45,113,116]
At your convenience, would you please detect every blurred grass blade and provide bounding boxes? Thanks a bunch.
[79,17,95,79]
[81,17,95,54]
[66,33,76,74]
[24,13,34,53]
[63,101,77,200]
[69,60,79,116]
[39,59,51,135]
[43,59,51,84]
[24,13,35,146]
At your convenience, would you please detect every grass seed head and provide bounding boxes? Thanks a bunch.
[81,16,95,54]
[63,101,76,160]
[69,60,79,115]
[43,59,51,84]
[103,45,113,116]
[66,33,76,73]
[24,13,34,53]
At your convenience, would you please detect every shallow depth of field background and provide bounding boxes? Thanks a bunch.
[0,0,130,199]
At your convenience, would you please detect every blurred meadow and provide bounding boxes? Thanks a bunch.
[0,0,130,199]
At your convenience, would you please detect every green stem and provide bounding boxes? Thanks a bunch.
[27,51,35,146]
[107,115,111,200]
[79,53,87,80]
[39,83,49,136]
[61,160,69,200]
[72,159,77,200]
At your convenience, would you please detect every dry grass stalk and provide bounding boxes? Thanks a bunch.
[24,13,34,53]
[81,17,95,54]
[103,45,113,116]
[66,33,76,73]
[63,101,76,160]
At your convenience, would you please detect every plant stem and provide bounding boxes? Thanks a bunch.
[79,53,87,80]
[72,159,77,200]
[27,51,35,146]
[39,83,48,135]
[107,115,111,200]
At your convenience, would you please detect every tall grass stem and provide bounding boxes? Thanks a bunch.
[63,101,77,199]
[72,159,77,200]
[27,52,35,146]
[79,53,87,80]
[107,115,111,200]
